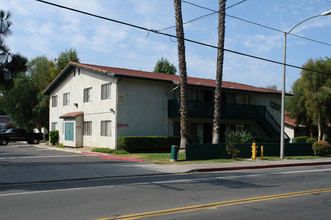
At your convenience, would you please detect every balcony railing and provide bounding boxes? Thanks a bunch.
[168,99,265,119]
[168,99,281,138]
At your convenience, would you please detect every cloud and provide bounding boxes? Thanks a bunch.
[242,34,283,54]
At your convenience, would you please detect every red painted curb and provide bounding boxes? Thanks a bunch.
[82,151,145,163]
[194,161,331,172]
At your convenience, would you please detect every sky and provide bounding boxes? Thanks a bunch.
[1,0,331,91]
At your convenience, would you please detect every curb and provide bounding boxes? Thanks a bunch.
[192,161,331,173]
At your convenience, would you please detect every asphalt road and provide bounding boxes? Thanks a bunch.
[1,142,331,219]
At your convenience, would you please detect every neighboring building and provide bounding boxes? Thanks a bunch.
[43,62,287,149]
[285,112,330,142]
[284,114,304,143]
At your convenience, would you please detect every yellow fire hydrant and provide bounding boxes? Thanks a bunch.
[251,142,258,161]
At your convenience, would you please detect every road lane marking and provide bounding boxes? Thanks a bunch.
[96,187,331,220]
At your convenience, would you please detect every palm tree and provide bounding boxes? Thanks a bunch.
[212,0,226,144]
[174,0,190,150]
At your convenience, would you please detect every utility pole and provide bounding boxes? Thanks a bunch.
[174,0,190,150]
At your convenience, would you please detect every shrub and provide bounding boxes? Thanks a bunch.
[92,148,115,154]
[114,150,129,155]
[117,136,181,153]
[56,143,64,148]
[305,137,317,144]
[49,130,59,145]
[294,136,309,143]
[225,130,253,160]
[312,141,331,156]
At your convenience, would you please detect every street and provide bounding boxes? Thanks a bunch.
[1,143,331,219]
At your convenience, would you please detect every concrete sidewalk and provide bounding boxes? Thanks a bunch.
[35,143,331,174]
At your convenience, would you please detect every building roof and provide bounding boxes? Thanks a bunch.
[285,115,297,127]
[43,62,283,95]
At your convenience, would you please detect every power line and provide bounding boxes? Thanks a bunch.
[159,0,247,32]
[35,0,330,76]
[179,0,331,47]
[226,14,331,47]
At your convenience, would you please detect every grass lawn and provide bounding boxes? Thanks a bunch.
[112,153,245,164]
[116,153,331,164]
[89,147,331,164]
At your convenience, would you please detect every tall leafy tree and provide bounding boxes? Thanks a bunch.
[212,0,226,144]
[0,49,79,130]
[288,78,314,137]
[55,48,79,75]
[0,75,38,131]
[153,57,177,75]
[174,0,190,149]
[288,57,331,141]
[0,10,27,89]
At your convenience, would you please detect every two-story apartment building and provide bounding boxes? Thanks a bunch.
[43,62,285,149]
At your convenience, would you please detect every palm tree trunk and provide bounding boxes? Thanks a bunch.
[174,0,190,150]
[212,0,226,144]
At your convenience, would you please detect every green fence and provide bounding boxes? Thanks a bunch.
[186,143,313,160]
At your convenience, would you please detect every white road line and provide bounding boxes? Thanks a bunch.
[1,168,331,198]
[0,155,83,160]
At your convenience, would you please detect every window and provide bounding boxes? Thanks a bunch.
[63,92,70,106]
[83,121,92,136]
[173,122,198,137]
[188,89,198,101]
[190,123,198,137]
[101,120,111,136]
[101,83,111,100]
[51,95,58,107]
[83,87,92,102]
[235,94,249,104]
[173,122,180,136]
[51,122,57,131]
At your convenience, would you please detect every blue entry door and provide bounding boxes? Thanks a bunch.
[65,122,74,141]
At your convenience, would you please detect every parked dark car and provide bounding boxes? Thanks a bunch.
[0,128,44,145]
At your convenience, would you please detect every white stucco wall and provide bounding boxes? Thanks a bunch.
[49,67,117,148]
[285,124,295,142]
[250,93,282,123]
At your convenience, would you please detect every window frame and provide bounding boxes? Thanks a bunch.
[83,121,92,136]
[100,120,111,136]
[51,122,57,131]
[51,95,58,107]
[101,83,112,100]
[83,87,92,103]
[63,92,70,106]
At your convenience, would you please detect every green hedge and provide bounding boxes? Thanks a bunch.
[306,137,317,144]
[294,136,310,143]
[117,136,181,153]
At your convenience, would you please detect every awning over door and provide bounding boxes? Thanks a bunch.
[59,111,84,119]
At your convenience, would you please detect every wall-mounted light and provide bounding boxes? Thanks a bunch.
[110,108,115,114]
[74,103,78,108]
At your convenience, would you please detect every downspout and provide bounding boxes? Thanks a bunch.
[114,77,122,149]
[166,84,180,136]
